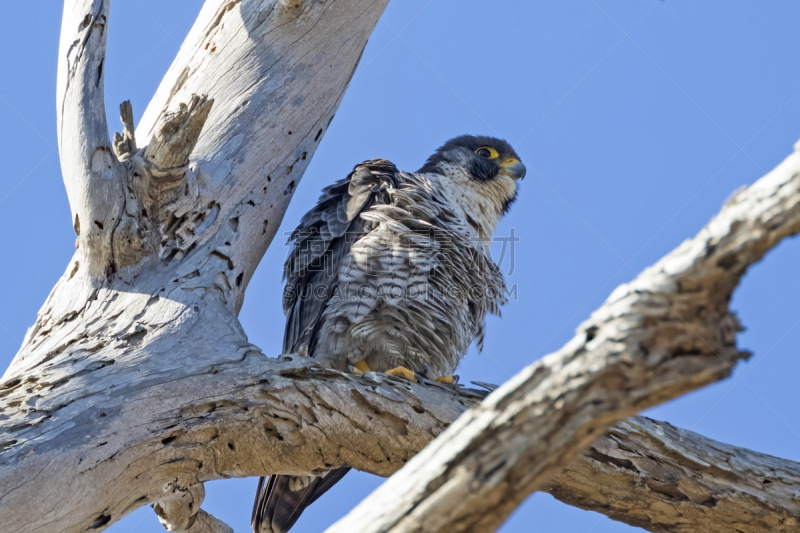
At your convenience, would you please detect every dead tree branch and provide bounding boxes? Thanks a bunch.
[546,416,800,533]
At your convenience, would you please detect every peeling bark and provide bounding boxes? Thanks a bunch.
[546,416,800,533]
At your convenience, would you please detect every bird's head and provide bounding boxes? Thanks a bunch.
[418,135,525,235]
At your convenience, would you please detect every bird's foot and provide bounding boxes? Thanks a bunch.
[385,366,417,382]
[413,366,458,385]
[352,359,371,375]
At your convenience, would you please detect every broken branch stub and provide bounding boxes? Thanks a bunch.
[113,100,137,161]
[112,96,213,216]
[153,483,206,532]
[106,95,213,271]
[145,94,214,173]
[153,482,232,533]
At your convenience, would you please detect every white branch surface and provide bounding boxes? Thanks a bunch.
[57,0,126,272]
[1,0,393,531]
[328,147,800,533]
[134,0,390,309]
[546,416,800,533]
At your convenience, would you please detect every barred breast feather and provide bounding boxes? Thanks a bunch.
[282,158,507,375]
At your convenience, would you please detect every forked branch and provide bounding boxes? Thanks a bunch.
[0,1,393,531]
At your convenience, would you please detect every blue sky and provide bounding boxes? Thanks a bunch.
[2,1,800,532]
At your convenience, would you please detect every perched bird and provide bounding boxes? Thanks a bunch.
[252,135,525,533]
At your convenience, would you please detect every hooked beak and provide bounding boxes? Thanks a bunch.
[501,158,526,181]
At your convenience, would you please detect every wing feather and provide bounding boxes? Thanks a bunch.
[251,469,351,533]
[254,160,400,533]
[281,159,400,355]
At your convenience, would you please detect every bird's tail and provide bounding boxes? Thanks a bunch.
[251,468,351,533]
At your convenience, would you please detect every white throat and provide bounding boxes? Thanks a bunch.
[423,164,516,241]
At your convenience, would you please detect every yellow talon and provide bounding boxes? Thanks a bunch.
[385,366,417,382]
[353,359,371,375]
[434,375,457,384]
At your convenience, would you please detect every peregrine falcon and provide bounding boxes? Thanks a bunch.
[252,135,525,533]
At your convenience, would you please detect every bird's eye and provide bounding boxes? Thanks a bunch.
[476,146,498,159]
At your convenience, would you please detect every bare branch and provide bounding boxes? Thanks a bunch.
[57,0,125,271]
[0,288,487,533]
[328,146,800,533]
[546,416,800,533]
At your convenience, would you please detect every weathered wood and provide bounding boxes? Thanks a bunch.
[187,511,236,533]
[153,481,235,533]
[327,145,800,533]
[0,0,390,531]
[154,483,207,532]
[546,416,800,533]
[57,0,125,273]
[145,94,214,172]
[133,0,388,304]
[112,100,136,160]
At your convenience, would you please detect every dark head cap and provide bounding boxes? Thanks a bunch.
[418,135,526,182]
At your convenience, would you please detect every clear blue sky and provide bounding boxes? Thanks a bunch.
[1,1,799,532]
